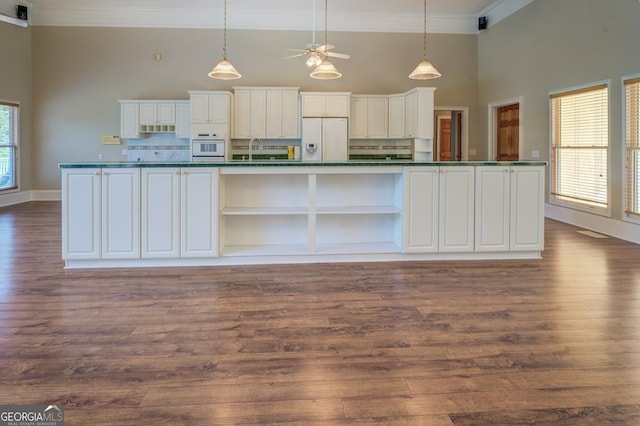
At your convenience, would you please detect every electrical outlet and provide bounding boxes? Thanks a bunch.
[98,153,103,160]
[531,150,540,159]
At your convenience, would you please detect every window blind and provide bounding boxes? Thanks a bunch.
[550,84,608,209]
[625,78,640,217]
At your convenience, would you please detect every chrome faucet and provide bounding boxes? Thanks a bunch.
[248,137,262,162]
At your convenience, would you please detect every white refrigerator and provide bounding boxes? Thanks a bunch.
[301,117,349,162]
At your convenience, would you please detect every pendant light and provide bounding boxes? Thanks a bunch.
[310,0,341,80]
[209,0,241,80]
[409,0,441,80]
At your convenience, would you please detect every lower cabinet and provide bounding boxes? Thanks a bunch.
[101,168,140,259]
[403,166,475,253]
[141,167,219,258]
[62,168,101,260]
[475,165,545,252]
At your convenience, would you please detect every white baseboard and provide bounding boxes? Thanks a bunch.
[545,203,640,244]
[0,190,62,207]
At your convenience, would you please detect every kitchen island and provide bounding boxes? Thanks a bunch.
[60,161,546,268]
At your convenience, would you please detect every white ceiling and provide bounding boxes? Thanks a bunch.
[24,0,534,34]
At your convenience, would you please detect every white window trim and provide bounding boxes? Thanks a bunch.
[622,73,640,225]
[0,99,20,195]
[548,80,612,218]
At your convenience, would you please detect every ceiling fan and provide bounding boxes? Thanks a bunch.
[284,0,351,67]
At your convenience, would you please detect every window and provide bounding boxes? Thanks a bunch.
[625,77,640,219]
[0,101,19,191]
[550,83,609,212]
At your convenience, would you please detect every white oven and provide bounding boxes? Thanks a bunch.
[191,133,225,162]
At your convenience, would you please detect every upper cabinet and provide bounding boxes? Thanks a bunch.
[188,91,231,124]
[175,102,190,139]
[350,96,388,139]
[405,87,435,140]
[301,92,350,118]
[139,102,175,125]
[119,100,189,138]
[388,94,406,139]
[233,87,300,139]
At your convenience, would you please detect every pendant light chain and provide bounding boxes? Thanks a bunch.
[223,0,228,60]
[422,0,427,59]
[324,0,328,57]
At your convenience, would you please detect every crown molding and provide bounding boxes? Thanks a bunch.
[29,1,529,34]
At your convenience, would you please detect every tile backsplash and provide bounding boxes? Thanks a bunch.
[125,133,190,162]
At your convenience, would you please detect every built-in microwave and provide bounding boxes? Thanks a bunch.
[191,138,225,162]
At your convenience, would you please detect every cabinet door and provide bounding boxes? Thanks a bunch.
[175,103,190,139]
[281,90,300,138]
[209,94,230,123]
[101,168,140,259]
[62,169,101,260]
[233,90,251,138]
[266,90,284,138]
[439,167,474,252]
[141,168,180,259]
[181,168,219,257]
[190,94,210,123]
[367,97,388,138]
[157,103,176,124]
[405,91,417,138]
[139,103,157,124]
[403,167,439,253]
[475,166,510,252]
[250,89,267,138]
[510,166,544,251]
[349,97,367,138]
[325,95,349,117]
[120,102,139,139]
[302,95,326,117]
[388,95,406,138]
[415,88,435,139]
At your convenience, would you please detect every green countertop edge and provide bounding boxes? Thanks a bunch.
[59,161,548,169]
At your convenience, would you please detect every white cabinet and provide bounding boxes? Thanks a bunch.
[301,92,350,117]
[140,102,175,125]
[405,87,435,139]
[475,165,545,252]
[388,95,406,139]
[234,87,300,139]
[175,102,190,139]
[189,91,231,124]
[120,101,140,139]
[510,165,545,251]
[142,168,220,259]
[141,168,181,259]
[438,166,474,253]
[349,96,388,139]
[181,168,219,258]
[101,168,140,259]
[266,89,299,139]
[62,168,101,260]
[403,167,439,253]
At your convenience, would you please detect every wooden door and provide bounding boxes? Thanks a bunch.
[439,118,452,161]
[496,103,519,161]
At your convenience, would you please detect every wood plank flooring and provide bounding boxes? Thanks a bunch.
[1,201,640,425]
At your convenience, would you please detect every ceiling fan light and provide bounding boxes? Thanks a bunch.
[306,53,323,67]
[310,59,342,79]
[208,59,242,80]
[409,59,441,80]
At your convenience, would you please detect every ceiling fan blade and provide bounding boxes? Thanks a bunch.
[327,51,351,60]
[285,48,308,53]
[317,44,335,52]
[284,53,305,60]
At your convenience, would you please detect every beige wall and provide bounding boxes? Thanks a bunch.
[0,22,31,191]
[478,0,640,225]
[30,27,477,190]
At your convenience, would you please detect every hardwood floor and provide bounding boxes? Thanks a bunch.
[1,201,640,425]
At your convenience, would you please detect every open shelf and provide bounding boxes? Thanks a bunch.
[316,205,401,215]
[221,244,310,257]
[221,207,308,215]
[314,242,401,255]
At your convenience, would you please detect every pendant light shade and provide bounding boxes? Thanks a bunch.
[209,0,241,80]
[409,0,441,80]
[311,0,341,80]
[310,59,342,79]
